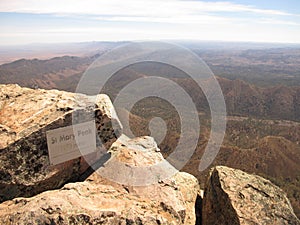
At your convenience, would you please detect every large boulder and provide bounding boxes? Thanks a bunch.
[0,136,200,225]
[0,84,122,202]
[202,166,300,225]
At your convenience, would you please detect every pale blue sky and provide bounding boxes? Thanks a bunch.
[0,0,300,45]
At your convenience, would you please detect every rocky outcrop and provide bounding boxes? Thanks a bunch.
[0,136,200,225]
[0,84,122,202]
[1,84,299,225]
[202,166,300,225]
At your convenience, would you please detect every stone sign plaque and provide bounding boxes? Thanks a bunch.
[46,121,96,165]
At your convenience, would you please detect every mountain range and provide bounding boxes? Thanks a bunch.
[0,42,299,217]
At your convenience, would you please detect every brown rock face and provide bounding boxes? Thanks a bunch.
[0,84,122,203]
[0,136,200,225]
[202,166,300,225]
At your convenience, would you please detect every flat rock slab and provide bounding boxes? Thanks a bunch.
[0,84,122,202]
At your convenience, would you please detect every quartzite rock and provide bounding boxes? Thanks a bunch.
[0,136,200,225]
[202,166,300,225]
[0,84,122,203]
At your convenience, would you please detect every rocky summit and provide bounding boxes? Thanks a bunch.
[0,85,299,224]
[202,166,300,225]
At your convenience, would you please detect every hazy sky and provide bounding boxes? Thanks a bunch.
[0,0,300,45]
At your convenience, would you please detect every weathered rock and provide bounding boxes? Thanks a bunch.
[0,136,200,225]
[202,166,300,225]
[0,84,122,203]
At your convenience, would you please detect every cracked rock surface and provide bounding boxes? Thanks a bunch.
[202,166,300,225]
[0,84,122,203]
[0,136,200,225]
